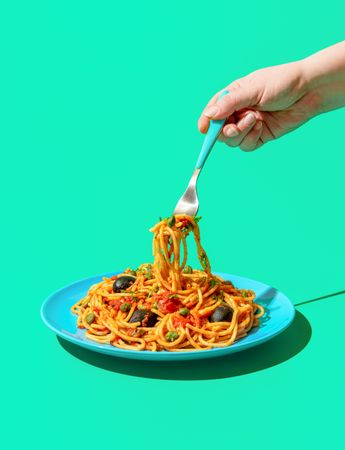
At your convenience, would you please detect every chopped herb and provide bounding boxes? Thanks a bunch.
[152,301,158,309]
[183,265,193,274]
[242,291,247,298]
[194,216,202,223]
[165,331,179,342]
[148,289,153,298]
[128,269,137,277]
[210,279,217,288]
[81,298,90,307]
[169,294,178,299]
[200,252,208,269]
[138,304,145,310]
[120,302,131,313]
[168,215,176,227]
[179,307,189,316]
[213,292,224,302]
[146,265,152,280]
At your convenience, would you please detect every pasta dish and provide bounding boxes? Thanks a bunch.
[71,215,264,351]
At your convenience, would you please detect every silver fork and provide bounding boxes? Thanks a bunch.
[174,90,229,216]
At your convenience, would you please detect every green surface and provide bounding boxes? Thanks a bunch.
[1,1,345,449]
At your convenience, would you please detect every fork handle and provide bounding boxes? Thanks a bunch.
[195,89,229,170]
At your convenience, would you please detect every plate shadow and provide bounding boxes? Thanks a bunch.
[57,311,311,380]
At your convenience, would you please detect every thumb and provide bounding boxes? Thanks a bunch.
[204,83,258,120]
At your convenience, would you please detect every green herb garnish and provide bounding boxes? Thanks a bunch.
[183,265,193,274]
[210,279,218,288]
[200,252,208,269]
[168,215,176,227]
[120,302,131,313]
[81,298,90,307]
[146,264,152,280]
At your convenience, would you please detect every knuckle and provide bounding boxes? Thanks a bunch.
[239,139,254,151]
[225,140,238,148]
[228,80,241,90]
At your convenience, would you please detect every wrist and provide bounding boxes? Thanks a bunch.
[299,44,345,115]
[293,59,324,117]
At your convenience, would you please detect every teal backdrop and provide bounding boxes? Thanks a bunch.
[1,1,344,449]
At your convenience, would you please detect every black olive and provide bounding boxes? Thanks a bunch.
[112,275,136,293]
[145,312,158,327]
[129,309,158,327]
[129,309,147,323]
[209,306,233,323]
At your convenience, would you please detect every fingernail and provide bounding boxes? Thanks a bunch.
[254,121,263,131]
[204,106,219,118]
[242,113,256,127]
[225,127,239,138]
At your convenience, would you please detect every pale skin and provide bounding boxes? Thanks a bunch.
[198,41,345,151]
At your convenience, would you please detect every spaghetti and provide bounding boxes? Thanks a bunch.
[71,215,264,351]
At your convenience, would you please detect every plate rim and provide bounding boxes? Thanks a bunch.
[41,271,295,361]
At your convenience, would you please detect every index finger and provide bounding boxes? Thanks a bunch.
[197,91,222,133]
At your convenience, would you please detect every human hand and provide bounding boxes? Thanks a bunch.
[198,61,320,151]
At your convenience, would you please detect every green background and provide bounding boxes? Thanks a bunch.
[1,1,345,449]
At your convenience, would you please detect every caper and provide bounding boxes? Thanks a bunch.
[179,308,189,316]
[86,312,95,324]
[165,331,179,342]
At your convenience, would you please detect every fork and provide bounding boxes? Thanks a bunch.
[173,90,229,217]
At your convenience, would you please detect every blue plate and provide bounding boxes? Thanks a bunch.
[41,272,295,361]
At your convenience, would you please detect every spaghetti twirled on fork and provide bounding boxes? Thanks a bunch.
[71,215,264,351]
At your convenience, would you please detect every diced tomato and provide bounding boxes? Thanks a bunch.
[191,315,205,328]
[153,291,181,314]
[180,218,191,230]
[173,315,191,328]
[108,299,121,310]
[110,275,118,280]
[161,300,179,313]
[108,296,133,311]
